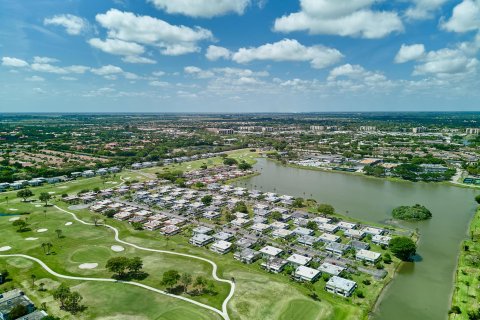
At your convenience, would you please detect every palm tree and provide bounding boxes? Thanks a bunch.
[45,242,53,255]
[31,274,36,287]
[55,229,62,239]
[41,243,47,254]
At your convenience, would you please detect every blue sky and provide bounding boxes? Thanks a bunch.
[1,0,479,112]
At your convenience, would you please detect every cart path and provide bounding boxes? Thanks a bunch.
[54,205,235,319]
[0,253,226,319]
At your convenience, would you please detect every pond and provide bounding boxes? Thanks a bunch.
[236,158,478,320]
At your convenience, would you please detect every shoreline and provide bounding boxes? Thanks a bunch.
[268,158,480,190]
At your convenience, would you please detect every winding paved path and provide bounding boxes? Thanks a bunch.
[54,205,235,319]
[0,253,226,319]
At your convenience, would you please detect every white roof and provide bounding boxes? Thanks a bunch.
[259,245,283,256]
[318,233,340,243]
[270,221,289,229]
[362,226,383,235]
[287,254,311,266]
[293,227,314,236]
[251,223,271,232]
[295,266,321,280]
[312,217,331,224]
[327,276,356,291]
[356,249,381,260]
[272,228,294,238]
[211,240,232,250]
[337,221,357,229]
[318,262,345,276]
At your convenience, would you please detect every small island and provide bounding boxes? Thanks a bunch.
[392,204,432,221]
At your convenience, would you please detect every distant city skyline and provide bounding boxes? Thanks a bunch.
[1,0,479,112]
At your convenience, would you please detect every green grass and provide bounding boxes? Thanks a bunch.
[449,207,480,319]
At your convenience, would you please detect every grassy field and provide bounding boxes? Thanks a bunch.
[139,149,258,176]
[0,150,395,320]
[449,206,480,319]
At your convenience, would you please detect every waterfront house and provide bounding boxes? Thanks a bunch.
[326,276,357,297]
[356,249,381,264]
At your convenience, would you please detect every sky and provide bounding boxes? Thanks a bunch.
[0,0,479,113]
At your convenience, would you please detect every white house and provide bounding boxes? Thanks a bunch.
[356,249,381,264]
[318,262,345,276]
[326,276,357,297]
[210,240,233,254]
[294,266,321,282]
[286,254,311,266]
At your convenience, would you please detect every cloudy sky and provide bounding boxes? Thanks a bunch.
[1,0,479,112]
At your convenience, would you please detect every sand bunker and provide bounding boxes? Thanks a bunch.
[35,205,42,207]
[48,191,55,194]
[79,263,98,269]
[25,237,38,241]
[8,217,20,221]
[65,222,73,226]
[0,246,12,252]
[8,208,18,211]
[58,186,68,189]
[37,228,48,233]
[111,245,125,252]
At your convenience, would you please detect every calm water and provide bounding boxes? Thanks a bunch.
[236,158,478,320]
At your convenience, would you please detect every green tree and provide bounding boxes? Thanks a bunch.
[238,161,252,171]
[9,305,28,319]
[39,192,52,206]
[180,273,193,293]
[201,195,213,206]
[475,194,480,205]
[389,237,417,261]
[55,229,63,239]
[64,291,83,314]
[271,211,282,221]
[17,188,33,202]
[233,201,248,213]
[105,257,130,278]
[161,270,180,289]
[306,221,318,231]
[128,257,143,274]
[292,197,305,207]
[31,274,36,287]
[12,219,28,232]
[223,158,238,166]
[317,203,335,215]
[53,284,71,309]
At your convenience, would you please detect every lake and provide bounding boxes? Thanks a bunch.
[236,158,478,320]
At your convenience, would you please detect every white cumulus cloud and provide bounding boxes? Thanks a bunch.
[231,38,343,69]
[122,56,156,64]
[43,14,88,35]
[405,0,448,20]
[88,38,145,56]
[95,9,213,56]
[148,0,250,18]
[206,45,232,61]
[91,65,124,76]
[2,57,29,67]
[395,44,426,63]
[273,0,403,39]
[441,0,480,33]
